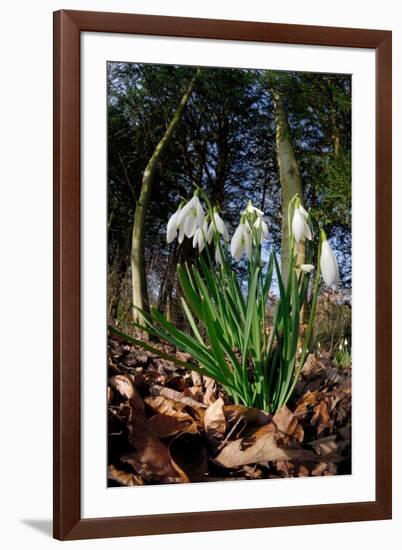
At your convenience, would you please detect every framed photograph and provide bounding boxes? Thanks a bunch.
[53,10,392,540]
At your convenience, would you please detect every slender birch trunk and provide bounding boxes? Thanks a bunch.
[131,74,197,325]
[271,88,306,281]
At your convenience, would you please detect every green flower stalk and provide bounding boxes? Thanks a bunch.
[110,191,334,413]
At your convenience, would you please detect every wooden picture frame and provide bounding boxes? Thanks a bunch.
[53,10,392,540]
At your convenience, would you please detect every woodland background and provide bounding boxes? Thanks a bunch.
[107,63,352,353]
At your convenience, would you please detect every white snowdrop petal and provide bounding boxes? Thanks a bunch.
[192,229,199,248]
[215,246,223,265]
[214,212,229,241]
[299,204,309,219]
[261,220,269,238]
[177,200,191,226]
[195,201,205,227]
[231,224,244,259]
[320,240,339,288]
[245,233,252,260]
[292,209,305,243]
[207,222,214,244]
[184,214,197,238]
[166,210,179,243]
[198,230,205,253]
[304,220,312,240]
[178,225,185,244]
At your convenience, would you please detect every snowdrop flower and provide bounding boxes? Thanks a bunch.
[184,196,205,238]
[168,193,206,244]
[245,201,264,218]
[320,230,339,288]
[178,224,185,244]
[253,215,269,240]
[206,221,214,244]
[300,264,315,273]
[192,221,207,253]
[215,245,223,265]
[213,211,229,242]
[292,202,312,243]
[231,220,252,261]
[166,205,182,243]
[177,195,196,227]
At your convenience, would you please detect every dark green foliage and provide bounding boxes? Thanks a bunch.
[107,63,351,324]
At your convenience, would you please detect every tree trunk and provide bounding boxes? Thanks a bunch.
[131,73,197,325]
[271,88,306,281]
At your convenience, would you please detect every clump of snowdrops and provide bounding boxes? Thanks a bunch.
[112,188,339,413]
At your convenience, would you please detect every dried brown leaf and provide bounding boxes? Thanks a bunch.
[107,464,143,486]
[169,432,208,482]
[272,405,304,443]
[203,376,217,405]
[148,413,198,438]
[151,385,207,410]
[109,374,144,413]
[204,397,226,438]
[127,414,177,479]
[214,424,315,468]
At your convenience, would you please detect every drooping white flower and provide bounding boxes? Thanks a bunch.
[206,221,214,244]
[192,221,207,253]
[245,201,264,218]
[178,223,185,244]
[177,195,205,239]
[292,205,312,243]
[231,221,251,261]
[215,245,223,265]
[166,207,181,243]
[177,195,196,227]
[320,232,339,288]
[184,212,198,238]
[253,216,269,240]
[300,264,315,273]
[299,204,309,219]
[213,212,229,242]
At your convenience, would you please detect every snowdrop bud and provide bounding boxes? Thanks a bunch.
[215,246,223,265]
[245,201,264,218]
[254,216,269,239]
[166,207,181,243]
[300,264,315,273]
[207,221,214,244]
[344,338,348,346]
[320,230,340,288]
[231,221,251,261]
[192,227,205,253]
[292,205,312,243]
[213,212,229,242]
[192,228,200,248]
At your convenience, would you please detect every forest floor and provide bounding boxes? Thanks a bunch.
[108,332,351,486]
